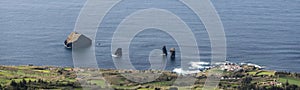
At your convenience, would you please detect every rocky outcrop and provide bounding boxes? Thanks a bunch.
[64,32,92,49]
[162,46,168,56]
[170,48,175,60]
[112,48,122,57]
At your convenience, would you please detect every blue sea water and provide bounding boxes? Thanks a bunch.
[0,0,300,72]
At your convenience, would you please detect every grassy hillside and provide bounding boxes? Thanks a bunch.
[0,65,299,90]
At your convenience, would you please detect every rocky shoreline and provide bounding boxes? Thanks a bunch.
[0,64,299,90]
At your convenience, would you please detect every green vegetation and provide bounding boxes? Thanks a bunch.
[257,70,275,76]
[278,76,300,86]
[0,65,299,90]
[247,70,275,76]
[0,65,82,89]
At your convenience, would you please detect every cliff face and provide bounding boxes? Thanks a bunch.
[66,32,81,44]
[64,32,92,48]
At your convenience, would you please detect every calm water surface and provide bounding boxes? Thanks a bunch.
[0,0,299,72]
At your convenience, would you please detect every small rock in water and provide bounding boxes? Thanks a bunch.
[112,48,122,57]
[170,48,175,60]
[64,32,92,49]
[162,46,168,56]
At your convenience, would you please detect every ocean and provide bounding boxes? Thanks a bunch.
[0,0,300,72]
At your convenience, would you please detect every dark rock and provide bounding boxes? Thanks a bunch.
[170,48,175,60]
[112,48,122,57]
[64,32,92,49]
[162,46,168,56]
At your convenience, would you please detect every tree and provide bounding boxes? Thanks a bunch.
[22,79,27,85]
[28,79,32,84]
[285,79,289,86]
[242,77,252,84]
[38,79,43,84]
[10,80,17,87]
[241,77,253,90]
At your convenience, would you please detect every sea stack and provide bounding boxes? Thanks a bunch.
[112,48,122,57]
[170,48,175,60]
[162,46,168,56]
[64,32,92,49]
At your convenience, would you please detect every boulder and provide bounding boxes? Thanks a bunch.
[162,46,168,56]
[170,48,175,60]
[112,48,122,57]
[64,32,92,49]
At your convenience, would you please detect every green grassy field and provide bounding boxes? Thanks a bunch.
[0,65,80,89]
[257,71,275,76]
[247,70,275,76]
[278,76,300,86]
[0,65,300,90]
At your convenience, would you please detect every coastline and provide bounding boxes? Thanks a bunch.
[0,64,299,90]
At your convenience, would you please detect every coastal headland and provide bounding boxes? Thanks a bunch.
[0,64,299,90]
